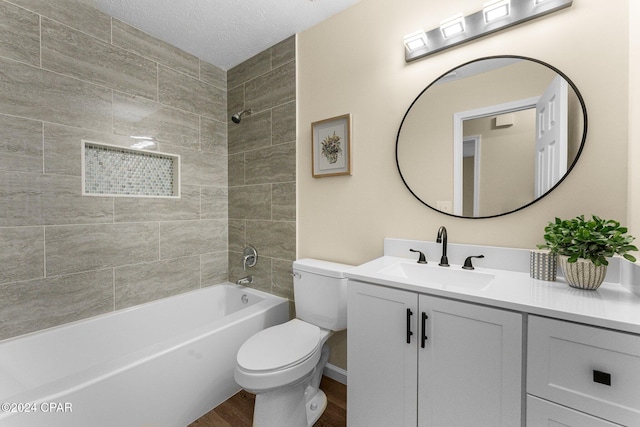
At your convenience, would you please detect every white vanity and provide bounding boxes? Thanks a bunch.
[346,239,640,427]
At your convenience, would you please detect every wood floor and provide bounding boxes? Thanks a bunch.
[188,376,346,427]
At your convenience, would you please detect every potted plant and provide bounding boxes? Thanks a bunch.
[538,215,638,290]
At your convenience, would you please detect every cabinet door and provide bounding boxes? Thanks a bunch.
[527,395,623,427]
[417,295,523,427]
[347,281,418,427]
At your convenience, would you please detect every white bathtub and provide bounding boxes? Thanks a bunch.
[0,284,289,427]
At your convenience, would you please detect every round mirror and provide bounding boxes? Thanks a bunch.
[396,55,587,218]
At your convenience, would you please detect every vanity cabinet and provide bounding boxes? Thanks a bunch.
[347,281,523,427]
[527,316,640,426]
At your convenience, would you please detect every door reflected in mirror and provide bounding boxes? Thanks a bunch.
[461,106,537,216]
[396,56,587,218]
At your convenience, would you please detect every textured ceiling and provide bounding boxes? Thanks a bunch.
[90,0,361,70]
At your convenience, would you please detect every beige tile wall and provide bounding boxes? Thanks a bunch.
[0,0,228,340]
[227,37,297,301]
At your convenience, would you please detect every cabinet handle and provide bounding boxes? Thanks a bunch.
[593,370,612,386]
[406,309,414,344]
[421,312,428,348]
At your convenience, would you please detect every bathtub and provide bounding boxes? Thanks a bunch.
[0,284,289,427]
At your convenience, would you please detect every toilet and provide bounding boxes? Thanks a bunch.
[234,258,352,427]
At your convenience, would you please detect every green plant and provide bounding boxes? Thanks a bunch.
[538,215,638,266]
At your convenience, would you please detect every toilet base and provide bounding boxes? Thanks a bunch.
[305,388,327,426]
[252,379,329,427]
[251,344,331,427]
[253,381,308,427]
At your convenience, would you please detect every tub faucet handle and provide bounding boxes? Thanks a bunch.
[242,246,258,270]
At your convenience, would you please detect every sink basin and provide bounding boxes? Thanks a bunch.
[379,262,495,290]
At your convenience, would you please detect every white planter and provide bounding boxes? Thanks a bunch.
[558,255,607,290]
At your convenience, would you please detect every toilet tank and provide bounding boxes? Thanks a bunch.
[292,258,354,331]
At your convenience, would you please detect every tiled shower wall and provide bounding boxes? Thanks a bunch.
[227,37,297,301]
[0,0,229,340]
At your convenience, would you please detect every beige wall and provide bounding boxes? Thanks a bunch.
[298,0,630,368]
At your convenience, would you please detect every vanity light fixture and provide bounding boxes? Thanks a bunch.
[483,0,510,23]
[440,14,466,39]
[403,30,429,53]
[405,0,573,63]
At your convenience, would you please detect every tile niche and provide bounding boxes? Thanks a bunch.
[82,141,180,198]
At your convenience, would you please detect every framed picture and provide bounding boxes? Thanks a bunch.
[311,114,352,178]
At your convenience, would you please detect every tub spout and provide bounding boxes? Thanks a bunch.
[236,275,254,286]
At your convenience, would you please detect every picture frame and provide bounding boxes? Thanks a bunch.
[311,114,352,178]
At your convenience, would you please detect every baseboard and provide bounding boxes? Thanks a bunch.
[323,363,347,385]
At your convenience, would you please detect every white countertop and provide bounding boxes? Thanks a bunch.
[346,255,640,335]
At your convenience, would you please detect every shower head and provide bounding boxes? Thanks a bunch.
[231,109,252,124]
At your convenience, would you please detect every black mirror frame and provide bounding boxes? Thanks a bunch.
[395,55,588,219]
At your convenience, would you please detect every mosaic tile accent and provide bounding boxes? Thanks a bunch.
[83,141,179,197]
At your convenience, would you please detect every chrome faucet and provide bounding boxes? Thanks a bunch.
[436,226,450,267]
[242,246,258,271]
[236,275,254,285]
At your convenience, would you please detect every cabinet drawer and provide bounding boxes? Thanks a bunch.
[527,316,640,426]
[527,395,622,427]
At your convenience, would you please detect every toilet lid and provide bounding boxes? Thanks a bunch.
[237,319,321,372]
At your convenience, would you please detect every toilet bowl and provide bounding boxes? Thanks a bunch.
[235,320,333,426]
[234,258,352,427]
[235,319,330,390]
